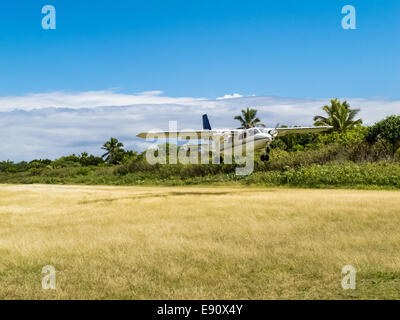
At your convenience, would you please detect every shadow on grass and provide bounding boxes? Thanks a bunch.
[78,189,276,204]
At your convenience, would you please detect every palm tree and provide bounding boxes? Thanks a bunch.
[234,107,265,129]
[101,137,124,164]
[314,98,362,132]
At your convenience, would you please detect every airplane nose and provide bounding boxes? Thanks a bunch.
[256,133,272,141]
[254,133,273,142]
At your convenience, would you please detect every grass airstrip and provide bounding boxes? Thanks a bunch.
[0,184,399,299]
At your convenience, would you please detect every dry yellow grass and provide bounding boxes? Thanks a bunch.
[0,184,399,300]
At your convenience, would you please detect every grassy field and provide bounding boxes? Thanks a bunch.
[0,184,400,300]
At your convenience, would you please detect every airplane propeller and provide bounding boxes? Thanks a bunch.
[268,123,279,138]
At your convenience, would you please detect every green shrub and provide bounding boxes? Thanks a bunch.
[246,162,400,188]
[317,126,368,146]
[395,148,400,162]
[367,115,400,157]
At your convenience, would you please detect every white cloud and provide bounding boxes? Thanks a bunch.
[0,90,398,161]
[0,90,206,111]
[216,93,244,100]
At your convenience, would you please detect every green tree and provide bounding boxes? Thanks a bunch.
[366,115,400,157]
[79,152,104,166]
[234,107,265,129]
[52,154,81,168]
[120,150,140,164]
[101,137,124,164]
[314,98,362,132]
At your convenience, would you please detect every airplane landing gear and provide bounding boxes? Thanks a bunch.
[260,146,271,162]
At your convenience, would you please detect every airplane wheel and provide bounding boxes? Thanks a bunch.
[260,154,269,162]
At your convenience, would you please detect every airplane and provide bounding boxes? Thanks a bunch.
[137,114,333,162]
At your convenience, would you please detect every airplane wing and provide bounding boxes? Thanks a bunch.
[136,130,237,140]
[137,131,213,139]
[276,126,333,136]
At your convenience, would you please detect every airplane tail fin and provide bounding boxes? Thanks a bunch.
[202,114,212,130]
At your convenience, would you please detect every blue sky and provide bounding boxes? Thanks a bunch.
[0,0,399,161]
[0,0,399,99]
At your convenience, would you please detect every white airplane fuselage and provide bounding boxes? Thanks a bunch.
[216,127,275,153]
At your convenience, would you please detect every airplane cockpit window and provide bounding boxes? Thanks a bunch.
[248,129,255,136]
[254,129,260,134]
